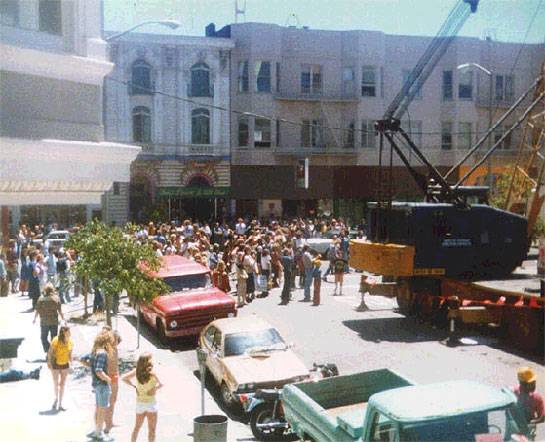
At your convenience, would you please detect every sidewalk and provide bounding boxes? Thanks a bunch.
[0,293,253,441]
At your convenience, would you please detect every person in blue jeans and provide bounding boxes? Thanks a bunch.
[0,366,41,383]
[302,246,314,302]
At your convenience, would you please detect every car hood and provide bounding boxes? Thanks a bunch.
[222,350,309,386]
[152,288,235,316]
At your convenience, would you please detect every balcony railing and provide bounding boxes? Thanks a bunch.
[273,90,358,102]
[139,143,229,157]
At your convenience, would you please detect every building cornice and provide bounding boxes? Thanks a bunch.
[1,43,114,85]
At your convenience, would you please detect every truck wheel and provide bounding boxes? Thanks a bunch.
[156,319,169,345]
[250,403,298,441]
[220,382,236,409]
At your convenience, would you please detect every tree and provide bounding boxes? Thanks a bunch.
[65,220,167,326]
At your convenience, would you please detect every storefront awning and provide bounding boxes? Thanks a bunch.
[0,137,140,206]
[157,186,230,198]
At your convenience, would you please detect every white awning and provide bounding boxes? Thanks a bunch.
[0,137,141,206]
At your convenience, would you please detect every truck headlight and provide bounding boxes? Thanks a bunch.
[169,320,178,328]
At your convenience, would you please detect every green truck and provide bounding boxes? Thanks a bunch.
[281,369,530,442]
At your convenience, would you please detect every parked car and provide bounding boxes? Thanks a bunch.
[44,230,71,250]
[197,316,309,408]
[282,368,531,442]
[140,255,236,343]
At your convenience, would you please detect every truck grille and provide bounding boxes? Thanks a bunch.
[167,307,234,330]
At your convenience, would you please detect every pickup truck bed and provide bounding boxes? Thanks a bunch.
[282,369,412,441]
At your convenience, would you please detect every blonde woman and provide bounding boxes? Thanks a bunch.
[122,353,163,442]
[80,331,113,441]
[47,325,72,410]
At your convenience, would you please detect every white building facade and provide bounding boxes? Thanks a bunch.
[104,33,233,222]
[0,0,140,235]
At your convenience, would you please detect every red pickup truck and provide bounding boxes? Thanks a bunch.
[140,255,236,342]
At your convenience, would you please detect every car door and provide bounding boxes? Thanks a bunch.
[201,325,223,384]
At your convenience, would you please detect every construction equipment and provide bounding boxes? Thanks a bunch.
[350,0,545,354]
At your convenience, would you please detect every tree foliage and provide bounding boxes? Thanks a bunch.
[65,220,167,325]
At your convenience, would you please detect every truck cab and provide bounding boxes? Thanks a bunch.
[140,255,236,342]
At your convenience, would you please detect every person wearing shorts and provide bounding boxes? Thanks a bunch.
[122,353,163,442]
[81,331,113,441]
[47,325,72,411]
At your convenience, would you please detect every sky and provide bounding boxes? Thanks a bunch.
[104,0,545,43]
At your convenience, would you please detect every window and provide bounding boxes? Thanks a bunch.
[39,0,61,34]
[344,121,355,148]
[370,412,397,442]
[495,74,514,102]
[276,62,281,92]
[458,122,472,149]
[361,120,376,148]
[131,60,152,95]
[132,106,151,143]
[192,108,210,144]
[442,70,453,100]
[403,69,422,99]
[458,71,473,99]
[494,126,512,150]
[254,118,271,148]
[0,0,18,26]
[238,116,249,147]
[401,120,422,147]
[302,120,323,147]
[113,182,121,196]
[301,64,322,94]
[441,122,453,150]
[255,61,271,93]
[362,66,377,97]
[343,67,355,95]
[190,63,211,97]
[238,61,249,92]
[276,119,281,147]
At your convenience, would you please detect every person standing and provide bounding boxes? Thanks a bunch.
[260,249,272,296]
[6,240,19,293]
[212,260,231,294]
[0,253,8,297]
[56,249,71,304]
[312,251,322,306]
[28,251,41,309]
[301,246,314,302]
[19,248,31,297]
[333,248,346,296]
[235,218,247,236]
[47,325,73,410]
[322,238,338,282]
[80,332,113,442]
[235,253,248,307]
[280,249,293,305]
[243,246,257,302]
[122,353,163,442]
[45,248,58,286]
[105,331,121,434]
[512,367,544,438]
[33,283,64,354]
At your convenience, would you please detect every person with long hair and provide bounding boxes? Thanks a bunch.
[105,330,121,434]
[122,353,163,442]
[47,325,72,410]
[80,331,113,441]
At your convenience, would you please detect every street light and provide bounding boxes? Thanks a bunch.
[457,62,493,190]
[104,20,180,42]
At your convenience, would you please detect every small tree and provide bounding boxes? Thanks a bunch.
[65,220,167,326]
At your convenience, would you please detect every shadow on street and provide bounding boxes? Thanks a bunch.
[343,316,448,343]
[123,313,198,352]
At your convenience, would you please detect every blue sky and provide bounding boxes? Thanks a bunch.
[104,0,545,43]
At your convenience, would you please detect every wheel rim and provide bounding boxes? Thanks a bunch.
[256,409,276,435]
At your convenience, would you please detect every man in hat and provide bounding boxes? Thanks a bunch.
[512,367,544,427]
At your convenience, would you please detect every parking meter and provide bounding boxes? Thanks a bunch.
[196,347,208,415]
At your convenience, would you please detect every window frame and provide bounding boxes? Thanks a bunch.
[441,121,453,150]
[458,122,473,150]
[442,70,453,101]
[238,60,249,93]
[190,62,211,97]
[255,61,272,93]
[361,66,377,97]
[191,108,211,145]
[0,0,19,26]
[39,0,62,35]
[301,64,322,95]
[238,116,249,147]
[131,59,153,95]
[301,119,324,148]
[458,70,473,100]
[254,118,272,148]
[361,120,376,149]
[132,106,152,143]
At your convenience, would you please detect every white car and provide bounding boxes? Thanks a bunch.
[197,317,309,408]
[44,230,71,250]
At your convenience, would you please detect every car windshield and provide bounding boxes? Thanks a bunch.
[399,407,525,442]
[163,274,211,292]
[224,328,286,357]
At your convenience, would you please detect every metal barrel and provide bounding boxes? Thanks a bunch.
[193,414,228,442]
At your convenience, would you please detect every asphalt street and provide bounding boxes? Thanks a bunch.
[147,266,545,440]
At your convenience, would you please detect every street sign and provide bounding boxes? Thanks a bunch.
[296,158,309,189]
